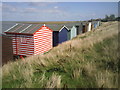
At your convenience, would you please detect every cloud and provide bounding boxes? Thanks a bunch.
[2,3,17,12]
[22,7,62,13]
[27,2,57,7]
[2,3,80,21]
[44,9,61,13]
[2,3,40,13]
[54,6,58,9]
[22,8,39,13]
[2,2,60,13]
[28,2,48,6]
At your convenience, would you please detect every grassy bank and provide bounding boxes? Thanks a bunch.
[2,21,119,88]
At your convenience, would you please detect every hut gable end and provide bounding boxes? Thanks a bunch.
[5,24,53,57]
[33,25,53,55]
[58,27,69,44]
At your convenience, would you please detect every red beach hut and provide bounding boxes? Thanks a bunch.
[4,24,53,57]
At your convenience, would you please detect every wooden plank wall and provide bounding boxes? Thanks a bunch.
[6,34,34,56]
[2,35,13,65]
[34,26,53,55]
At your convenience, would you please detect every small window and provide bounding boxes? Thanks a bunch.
[21,37,27,43]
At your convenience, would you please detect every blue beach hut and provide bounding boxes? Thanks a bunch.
[47,24,69,46]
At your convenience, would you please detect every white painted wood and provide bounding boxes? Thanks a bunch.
[88,22,92,32]
[59,25,70,32]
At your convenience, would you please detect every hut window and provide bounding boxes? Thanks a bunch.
[20,37,27,43]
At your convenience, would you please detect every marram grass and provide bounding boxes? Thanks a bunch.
[2,21,119,88]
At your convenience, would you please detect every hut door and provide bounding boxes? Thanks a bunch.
[82,25,85,33]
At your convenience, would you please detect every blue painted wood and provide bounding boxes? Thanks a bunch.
[95,23,98,28]
[58,27,69,44]
[53,31,59,47]
[93,21,101,28]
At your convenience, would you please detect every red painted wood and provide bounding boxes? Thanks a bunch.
[6,25,53,57]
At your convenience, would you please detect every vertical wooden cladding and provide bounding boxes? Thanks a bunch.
[92,21,101,29]
[58,27,69,44]
[76,24,83,35]
[1,34,13,65]
[69,26,77,39]
[34,26,53,55]
[88,22,92,32]
[53,31,59,47]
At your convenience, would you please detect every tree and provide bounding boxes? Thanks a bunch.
[109,14,116,21]
[105,15,109,21]
[101,14,117,22]
[115,17,120,21]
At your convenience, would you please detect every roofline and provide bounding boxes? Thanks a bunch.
[33,24,53,34]
[59,25,70,32]
[0,34,12,39]
[19,24,32,33]
[5,32,33,36]
[4,24,18,32]
[66,25,76,30]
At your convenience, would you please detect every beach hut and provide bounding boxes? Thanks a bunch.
[92,21,101,28]
[4,24,53,57]
[73,22,89,34]
[0,34,13,65]
[82,22,88,33]
[88,22,92,32]
[67,22,83,35]
[65,24,77,39]
[77,23,84,35]
[82,22,93,32]
[47,24,69,47]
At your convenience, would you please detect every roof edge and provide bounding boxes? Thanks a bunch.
[59,25,70,32]
[5,32,33,36]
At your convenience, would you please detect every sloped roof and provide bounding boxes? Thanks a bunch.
[65,22,88,27]
[0,34,12,39]
[46,24,69,31]
[4,22,91,34]
[4,23,43,34]
[91,21,100,24]
[4,23,70,34]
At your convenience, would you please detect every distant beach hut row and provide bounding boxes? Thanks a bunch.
[3,21,101,59]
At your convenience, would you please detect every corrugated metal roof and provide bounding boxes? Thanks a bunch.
[4,21,91,34]
[46,24,65,31]
[5,23,69,34]
[21,24,43,34]
[91,21,100,24]
[64,25,73,29]
[64,22,88,27]
[4,23,43,34]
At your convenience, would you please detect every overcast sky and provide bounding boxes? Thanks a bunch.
[2,2,118,21]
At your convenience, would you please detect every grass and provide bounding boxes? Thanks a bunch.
[2,21,119,88]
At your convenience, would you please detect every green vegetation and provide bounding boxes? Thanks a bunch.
[101,14,119,22]
[89,14,120,22]
[2,21,119,88]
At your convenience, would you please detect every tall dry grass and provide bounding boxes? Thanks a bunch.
[2,21,119,88]
[45,73,61,88]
